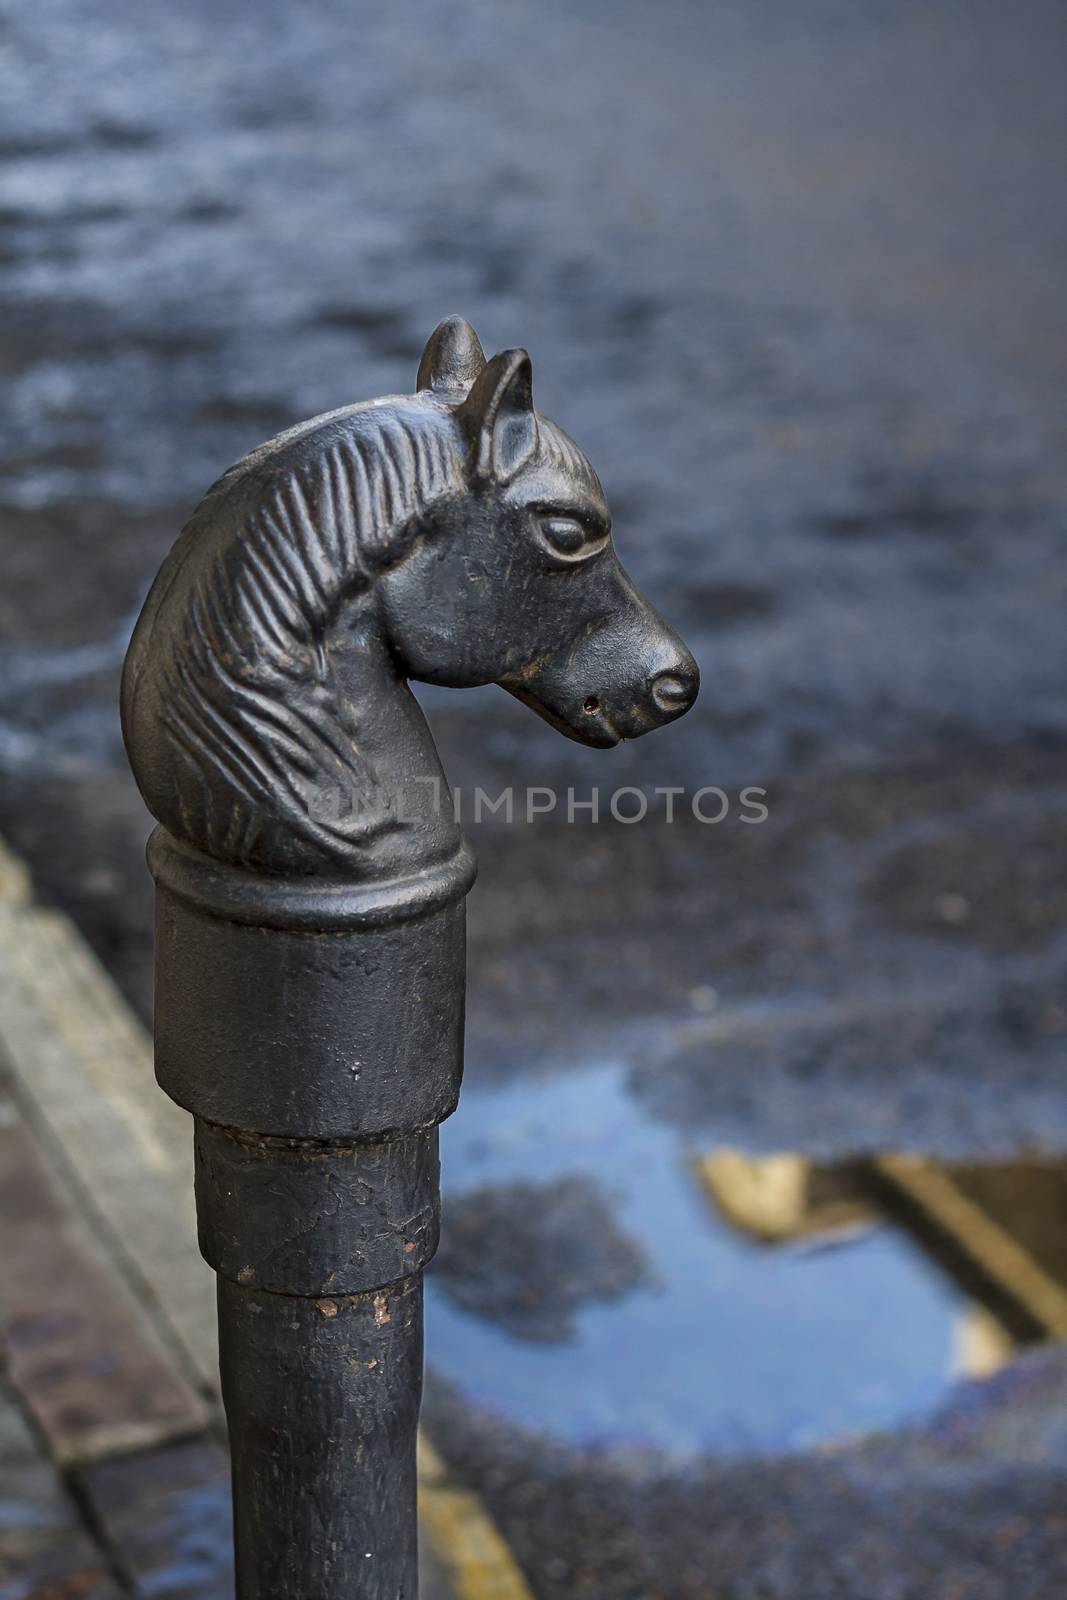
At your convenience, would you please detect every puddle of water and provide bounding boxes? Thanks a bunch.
[430,1061,972,1459]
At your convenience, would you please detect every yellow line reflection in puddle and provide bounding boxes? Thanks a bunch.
[694,1144,1067,1384]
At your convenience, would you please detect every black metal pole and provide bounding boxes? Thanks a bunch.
[148,831,471,1598]
[219,1276,423,1591]
[121,315,697,1598]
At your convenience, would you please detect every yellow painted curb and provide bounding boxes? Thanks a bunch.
[419,1436,535,1600]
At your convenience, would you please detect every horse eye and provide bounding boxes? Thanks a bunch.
[539,516,602,560]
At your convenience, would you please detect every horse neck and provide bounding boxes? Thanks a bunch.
[325,601,459,872]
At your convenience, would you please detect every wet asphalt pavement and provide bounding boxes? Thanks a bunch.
[2,0,1067,1594]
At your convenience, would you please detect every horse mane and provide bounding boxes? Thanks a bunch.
[191,398,466,629]
[136,399,467,870]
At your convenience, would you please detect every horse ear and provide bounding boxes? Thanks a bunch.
[457,348,538,483]
[417,316,487,394]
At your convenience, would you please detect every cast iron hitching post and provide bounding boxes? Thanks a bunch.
[121,317,698,1597]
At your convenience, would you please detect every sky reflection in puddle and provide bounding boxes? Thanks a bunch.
[429,1061,969,1458]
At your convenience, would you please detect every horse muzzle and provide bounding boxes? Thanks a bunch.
[504,634,699,748]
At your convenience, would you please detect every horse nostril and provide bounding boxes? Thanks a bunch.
[650,670,695,716]
[583,695,601,715]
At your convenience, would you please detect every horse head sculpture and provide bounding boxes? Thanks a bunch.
[122,318,701,1594]
[122,317,698,878]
